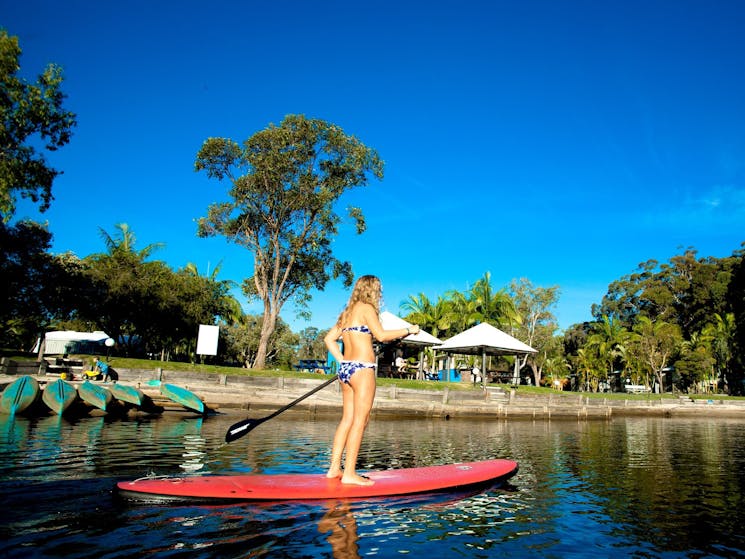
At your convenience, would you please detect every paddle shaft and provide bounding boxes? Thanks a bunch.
[263,375,337,421]
[226,375,337,442]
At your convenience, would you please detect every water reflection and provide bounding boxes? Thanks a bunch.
[2,413,745,557]
[318,501,360,559]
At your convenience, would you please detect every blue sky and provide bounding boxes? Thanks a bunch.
[5,0,744,334]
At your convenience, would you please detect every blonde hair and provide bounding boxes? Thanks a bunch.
[336,275,382,327]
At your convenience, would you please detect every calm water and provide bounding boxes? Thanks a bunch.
[1,410,744,558]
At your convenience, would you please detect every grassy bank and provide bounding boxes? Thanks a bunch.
[6,352,741,401]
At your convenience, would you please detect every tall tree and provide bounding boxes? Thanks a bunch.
[0,29,76,220]
[586,315,629,391]
[470,271,519,328]
[509,278,560,386]
[0,220,85,347]
[727,249,745,395]
[195,115,383,369]
[627,316,681,391]
[400,293,452,339]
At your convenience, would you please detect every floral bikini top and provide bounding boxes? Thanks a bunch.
[341,325,372,335]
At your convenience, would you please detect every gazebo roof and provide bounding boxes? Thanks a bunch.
[435,322,536,356]
[379,311,442,346]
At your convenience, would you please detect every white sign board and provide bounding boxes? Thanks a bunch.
[196,324,219,356]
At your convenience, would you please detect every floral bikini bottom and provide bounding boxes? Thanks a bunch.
[337,360,377,384]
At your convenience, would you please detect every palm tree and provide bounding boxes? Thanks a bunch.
[443,289,480,333]
[97,223,163,261]
[703,312,735,388]
[183,259,242,327]
[587,315,628,391]
[470,271,519,328]
[400,293,453,339]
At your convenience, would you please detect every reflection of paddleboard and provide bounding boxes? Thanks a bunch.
[116,459,518,503]
[160,384,204,414]
[0,376,40,415]
[42,378,78,415]
[77,380,113,412]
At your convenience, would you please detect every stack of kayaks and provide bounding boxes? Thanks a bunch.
[2,375,205,418]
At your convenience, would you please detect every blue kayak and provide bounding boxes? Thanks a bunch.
[109,383,144,406]
[160,383,205,414]
[42,378,78,415]
[1,375,41,415]
[78,380,113,412]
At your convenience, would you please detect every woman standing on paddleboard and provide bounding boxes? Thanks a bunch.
[324,275,419,486]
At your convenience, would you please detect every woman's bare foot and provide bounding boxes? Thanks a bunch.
[340,473,374,486]
[326,468,342,479]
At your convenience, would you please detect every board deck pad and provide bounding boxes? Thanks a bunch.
[116,459,518,503]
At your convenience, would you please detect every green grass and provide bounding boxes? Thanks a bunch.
[7,352,742,399]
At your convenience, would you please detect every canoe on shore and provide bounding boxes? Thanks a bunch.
[78,380,113,412]
[1,375,41,415]
[108,383,144,406]
[160,383,204,414]
[42,378,78,415]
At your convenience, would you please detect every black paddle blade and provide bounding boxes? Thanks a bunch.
[225,417,265,443]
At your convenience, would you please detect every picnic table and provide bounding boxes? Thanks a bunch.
[293,359,331,374]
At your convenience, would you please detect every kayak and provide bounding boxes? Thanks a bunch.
[116,459,519,503]
[160,383,204,414]
[108,383,144,406]
[0,375,41,415]
[42,378,78,415]
[77,380,113,412]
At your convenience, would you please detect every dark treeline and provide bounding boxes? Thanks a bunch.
[1,218,743,394]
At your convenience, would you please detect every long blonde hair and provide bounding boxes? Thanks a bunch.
[336,275,382,327]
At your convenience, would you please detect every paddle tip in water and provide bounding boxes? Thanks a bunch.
[225,418,262,443]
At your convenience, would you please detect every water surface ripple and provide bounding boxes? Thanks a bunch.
[1,412,744,558]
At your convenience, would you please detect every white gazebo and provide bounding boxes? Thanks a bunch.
[435,322,536,386]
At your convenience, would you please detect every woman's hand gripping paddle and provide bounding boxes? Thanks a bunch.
[225,376,337,443]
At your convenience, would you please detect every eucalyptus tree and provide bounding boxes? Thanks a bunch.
[195,115,383,369]
[509,278,560,386]
[223,313,298,369]
[627,316,682,391]
[0,29,76,221]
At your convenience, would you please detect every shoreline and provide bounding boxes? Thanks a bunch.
[3,368,745,420]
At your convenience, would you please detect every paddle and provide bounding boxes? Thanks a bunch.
[225,376,337,443]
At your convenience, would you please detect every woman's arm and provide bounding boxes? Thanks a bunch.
[365,305,420,342]
[323,325,344,362]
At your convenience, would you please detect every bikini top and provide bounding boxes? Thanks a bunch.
[342,325,372,335]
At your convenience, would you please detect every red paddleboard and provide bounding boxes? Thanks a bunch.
[116,459,518,503]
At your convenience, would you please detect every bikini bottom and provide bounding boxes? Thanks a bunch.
[338,360,376,384]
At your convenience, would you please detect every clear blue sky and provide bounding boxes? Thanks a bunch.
[5,0,744,334]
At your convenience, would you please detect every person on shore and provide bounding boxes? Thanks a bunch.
[94,357,110,382]
[323,275,420,486]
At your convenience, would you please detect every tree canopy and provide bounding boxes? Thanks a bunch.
[0,29,76,221]
[195,114,384,369]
